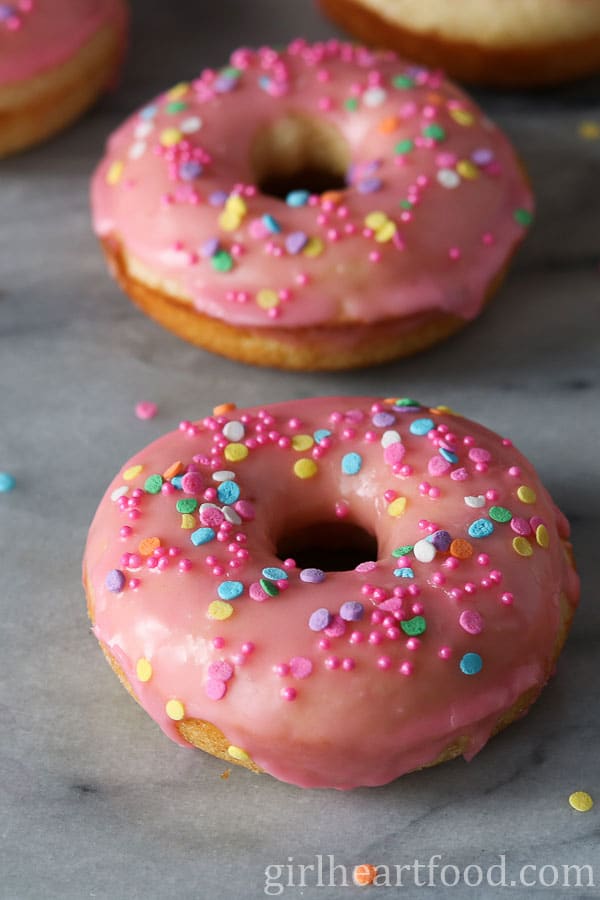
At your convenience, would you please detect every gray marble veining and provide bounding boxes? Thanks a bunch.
[1,2,599,898]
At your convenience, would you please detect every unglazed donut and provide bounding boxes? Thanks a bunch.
[319,0,600,87]
[0,0,127,158]
[83,396,579,789]
[91,40,533,371]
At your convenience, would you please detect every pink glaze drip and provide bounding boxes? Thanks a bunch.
[91,40,534,330]
[0,0,127,84]
[84,397,578,789]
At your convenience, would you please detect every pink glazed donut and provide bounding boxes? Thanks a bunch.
[0,0,128,158]
[84,396,579,789]
[91,40,534,370]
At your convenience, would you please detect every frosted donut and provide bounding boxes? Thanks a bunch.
[91,40,533,371]
[0,0,128,158]
[83,395,579,789]
[319,0,600,87]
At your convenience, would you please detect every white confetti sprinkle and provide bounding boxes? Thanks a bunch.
[437,168,461,189]
[381,430,402,447]
[414,538,436,563]
[212,470,236,482]
[223,420,245,442]
[464,495,486,508]
[111,485,129,502]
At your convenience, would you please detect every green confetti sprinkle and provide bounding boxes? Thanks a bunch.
[395,139,414,155]
[176,498,198,514]
[401,616,427,636]
[423,124,446,141]
[395,397,421,407]
[392,74,414,89]
[260,578,279,597]
[514,208,534,227]
[392,545,414,558]
[166,101,187,114]
[399,199,414,210]
[211,250,234,272]
[344,97,359,111]
[489,506,512,523]
[144,474,164,494]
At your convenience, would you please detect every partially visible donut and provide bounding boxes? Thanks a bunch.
[0,0,128,158]
[318,0,600,87]
[83,396,579,789]
[91,40,533,370]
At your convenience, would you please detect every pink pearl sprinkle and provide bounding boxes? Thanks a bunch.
[342,658,355,671]
[349,631,364,644]
[135,401,158,420]
[119,526,132,538]
[438,646,452,660]
[377,656,392,670]
[324,656,340,670]
[280,687,297,701]
[399,661,414,676]
[501,592,514,606]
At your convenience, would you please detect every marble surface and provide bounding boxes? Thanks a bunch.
[1,2,599,898]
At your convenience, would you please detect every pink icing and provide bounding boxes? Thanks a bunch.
[0,0,127,85]
[84,397,579,789]
[91,40,534,329]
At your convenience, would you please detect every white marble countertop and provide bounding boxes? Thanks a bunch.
[1,2,599,898]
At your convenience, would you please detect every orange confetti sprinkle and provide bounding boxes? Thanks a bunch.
[378,115,398,134]
[213,402,237,416]
[139,536,161,556]
[353,864,377,886]
[321,190,343,205]
[163,460,184,480]
[450,538,473,559]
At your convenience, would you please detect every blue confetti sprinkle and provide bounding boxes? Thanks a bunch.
[217,580,244,600]
[140,105,158,120]
[439,447,458,463]
[468,518,494,539]
[0,472,16,492]
[191,527,216,546]
[409,418,435,436]
[460,652,483,675]
[314,429,332,444]
[262,566,288,582]
[286,190,310,207]
[217,481,240,505]
[341,452,362,475]
[394,567,415,579]
[262,213,281,234]
[171,475,184,490]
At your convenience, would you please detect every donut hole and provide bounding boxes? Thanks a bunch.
[276,520,378,572]
[251,114,350,200]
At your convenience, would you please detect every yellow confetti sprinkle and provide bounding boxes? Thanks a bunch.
[227,745,250,762]
[218,209,241,232]
[579,121,600,140]
[165,699,185,720]
[224,442,248,462]
[123,464,143,481]
[167,82,189,100]
[303,237,324,258]
[256,289,279,310]
[106,160,124,185]
[536,524,549,548]
[291,434,314,451]
[364,210,388,230]
[517,485,537,504]
[388,496,407,517]
[513,536,533,557]
[375,220,397,243]
[160,127,183,147]
[181,513,195,529]
[136,658,153,682]
[207,600,234,620]
[450,108,475,126]
[456,160,479,180]
[569,791,594,812]
[225,194,247,217]
[430,405,456,415]
[294,458,318,479]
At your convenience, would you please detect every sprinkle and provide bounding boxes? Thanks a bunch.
[163,461,184,480]
[414,538,436,563]
[303,237,324,258]
[363,86,387,107]
[208,660,233,681]
[439,448,458,463]
[512,536,533,557]
[249,581,269,602]
[136,658,153,681]
[460,652,483,675]
[388,496,407,517]
[401,616,426,636]
[160,127,183,147]
[340,601,364,622]
[286,190,310,207]
[227,745,250,762]
[217,481,240,504]
[450,539,473,559]
[465,495,485,508]
[514,208,533,227]
[395,139,413,155]
[409,418,435,436]
[392,545,413,557]
[211,250,234,272]
[285,231,308,254]
[256,289,279,310]
[144,474,164,494]
[135,401,158,420]
[468,518,494,539]
[300,568,326,583]
[517,485,537,504]
[181,514,195,529]
[341,452,362,475]
[212,470,236,482]
[291,434,314,451]
[489,506,512,523]
[437,169,460,189]
[314,429,332,444]
[217,581,244,600]
[353,864,377,886]
[289,656,313,679]
[191,527,216,546]
[569,791,594,812]
[262,566,288,581]
[0,472,15,492]
[123,464,143,481]
[394,567,414,579]
[207,600,234,620]
[176,497,198,514]
[536,524,549,548]
[309,608,331,631]
[259,578,279,597]
[106,160,124,185]
[224,443,249,462]
[294,459,318,479]
[181,471,203,494]
[430,530,452,551]
[423,123,446,141]
[105,569,126,593]
[139,536,161,556]
[392,74,414,89]
[450,108,474,126]
[262,213,281,233]
[459,610,484,635]
[165,699,185,720]
[205,678,227,700]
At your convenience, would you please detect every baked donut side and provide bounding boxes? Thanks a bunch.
[83,397,579,789]
[318,0,600,86]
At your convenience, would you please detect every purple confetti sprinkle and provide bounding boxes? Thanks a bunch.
[285,231,308,255]
[372,411,396,427]
[300,567,326,584]
[430,530,452,551]
[357,177,382,194]
[308,608,331,631]
[105,569,126,593]
[339,601,365,622]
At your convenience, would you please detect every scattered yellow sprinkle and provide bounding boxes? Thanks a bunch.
[106,160,124,185]
[208,600,234,621]
[224,442,248,462]
[517,485,537,504]
[456,160,479,180]
[375,220,397,243]
[166,699,185,720]
[579,121,600,140]
[181,514,195,529]
[139,536,161,556]
[160,127,183,147]
[294,458,318,479]
[364,210,388,230]
[536,524,550,548]
[430,405,456,415]
[123,464,143,481]
[303,237,324,258]
[227,745,250,762]
[167,81,189,100]
[225,194,247,216]
[213,402,237,415]
[256,289,279,309]
[218,209,241,232]
[513,536,533,557]
[450,108,474,126]
[569,791,594,812]
[388,496,408,517]
[163,460,183,480]
[136,658,153,682]
[291,434,314,451]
